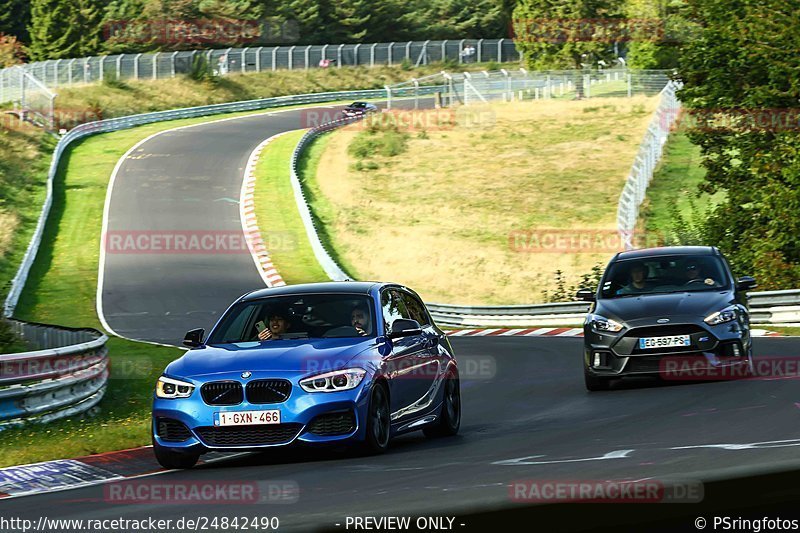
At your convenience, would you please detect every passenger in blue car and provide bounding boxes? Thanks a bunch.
[257,310,291,341]
[351,305,372,336]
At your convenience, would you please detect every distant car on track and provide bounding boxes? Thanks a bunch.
[342,101,379,118]
[577,246,757,391]
[152,282,460,469]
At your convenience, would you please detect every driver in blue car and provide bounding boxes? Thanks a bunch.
[351,305,372,336]
[257,310,291,341]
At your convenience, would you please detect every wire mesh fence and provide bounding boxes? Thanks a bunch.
[1,39,520,93]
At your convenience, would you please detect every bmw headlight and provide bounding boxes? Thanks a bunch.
[299,368,366,393]
[156,376,195,399]
[704,305,738,325]
[587,314,624,333]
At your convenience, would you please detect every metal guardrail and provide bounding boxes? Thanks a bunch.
[2,87,404,319]
[428,290,800,327]
[0,320,108,428]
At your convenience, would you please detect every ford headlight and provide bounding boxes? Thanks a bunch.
[587,314,624,333]
[300,368,366,393]
[704,306,738,325]
[156,376,195,399]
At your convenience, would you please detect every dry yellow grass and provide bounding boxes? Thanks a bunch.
[0,211,18,256]
[313,97,658,304]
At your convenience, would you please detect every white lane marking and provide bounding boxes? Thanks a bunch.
[671,438,800,451]
[492,450,635,466]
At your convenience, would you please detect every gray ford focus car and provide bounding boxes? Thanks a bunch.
[577,246,757,391]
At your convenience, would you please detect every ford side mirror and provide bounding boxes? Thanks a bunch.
[183,328,205,348]
[389,319,422,339]
[575,288,596,302]
[737,276,757,291]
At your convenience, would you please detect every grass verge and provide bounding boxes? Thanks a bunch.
[311,97,659,304]
[252,130,329,284]
[640,130,722,239]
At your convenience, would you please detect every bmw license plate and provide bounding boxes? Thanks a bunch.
[639,335,690,349]
[215,410,280,427]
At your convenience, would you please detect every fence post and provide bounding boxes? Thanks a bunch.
[54,59,62,87]
[152,52,159,80]
[385,84,392,110]
[288,46,296,70]
[255,47,263,72]
[116,55,122,79]
[272,47,278,71]
[68,59,76,85]
[370,43,377,67]
[387,42,394,66]
[423,40,429,65]
[169,51,177,77]
[413,78,419,110]
[459,39,466,63]
[321,44,328,67]
[242,48,249,73]
[353,44,361,66]
[627,72,632,97]
[337,44,344,68]
[441,40,447,62]
[84,58,90,83]
[99,56,106,80]
[498,38,505,63]
[477,38,483,63]
[304,45,311,69]
[405,41,412,61]
[501,68,510,101]
[0,70,4,103]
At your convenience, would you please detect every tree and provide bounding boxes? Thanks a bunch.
[513,0,626,70]
[678,0,800,287]
[0,33,25,67]
[0,0,30,42]
[28,0,85,60]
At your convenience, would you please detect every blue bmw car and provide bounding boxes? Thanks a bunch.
[152,282,461,469]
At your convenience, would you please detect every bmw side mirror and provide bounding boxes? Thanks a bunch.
[575,289,596,302]
[736,276,757,291]
[183,328,205,348]
[389,319,422,339]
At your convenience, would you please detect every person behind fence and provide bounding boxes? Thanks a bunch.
[351,305,372,336]
[616,262,651,295]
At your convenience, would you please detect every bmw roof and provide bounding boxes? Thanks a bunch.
[615,246,718,261]
[241,281,386,301]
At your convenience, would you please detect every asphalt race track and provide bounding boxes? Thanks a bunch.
[17,100,797,529]
[3,336,800,530]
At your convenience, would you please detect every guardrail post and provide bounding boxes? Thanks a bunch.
[353,44,361,66]
[370,43,377,67]
[304,45,311,69]
[152,52,159,80]
[387,42,394,66]
[272,47,278,71]
[288,45,296,70]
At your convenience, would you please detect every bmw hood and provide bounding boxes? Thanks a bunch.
[596,290,735,324]
[166,338,374,378]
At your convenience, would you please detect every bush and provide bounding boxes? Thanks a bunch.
[0,34,25,69]
[102,72,131,90]
[189,54,216,82]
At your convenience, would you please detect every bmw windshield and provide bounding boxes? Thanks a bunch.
[207,294,376,344]
[599,255,731,299]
